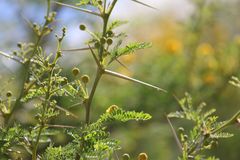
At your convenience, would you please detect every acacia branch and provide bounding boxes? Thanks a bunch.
[62,47,95,52]
[0,51,24,64]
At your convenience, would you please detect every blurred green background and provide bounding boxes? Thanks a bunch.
[0,0,240,159]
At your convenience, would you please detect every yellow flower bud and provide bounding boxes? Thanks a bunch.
[178,127,184,133]
[107,38,113,45]
[106,105,119,113]
[100,37,106,44]
[81,75,90,83]
[138,152,148,160]
[106,30,114,37]
[6,91,12,97]
[122,153,130,160]
[72,67,80,76]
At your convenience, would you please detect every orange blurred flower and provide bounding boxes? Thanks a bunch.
[120,54,136,64]
[197,43,215,56]
[165,38,182,54]
[203,73,216,84]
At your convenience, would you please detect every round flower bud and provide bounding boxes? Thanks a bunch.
[79,24,86,31]
[106,105,119,113]
[138,153,148,160]
[17,42,22,48]
[81,75,90,83]
[106,30,114,37]
[106,38,113,45]
[122,153,130,160]
[183,135,188,140]
[100,37,106,44]
[6,91,12,97]
[72,67,80,76]
[178,127,184,133]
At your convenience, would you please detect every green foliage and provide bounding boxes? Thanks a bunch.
[168,93,238,160]
[43,106,150,160]
[0,125,23,157]
[109,42,152,64]
[43,144,77,160]
[107,20,128,31]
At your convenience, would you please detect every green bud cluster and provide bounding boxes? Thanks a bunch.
[33,23,41,36]
[45,12,57,23]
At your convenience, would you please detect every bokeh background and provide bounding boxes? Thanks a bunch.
[1,0,240,159]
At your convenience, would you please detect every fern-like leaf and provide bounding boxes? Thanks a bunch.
[107,20,128,31]
[110,42,152,63]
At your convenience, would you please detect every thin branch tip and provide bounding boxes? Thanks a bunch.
[104,69,167,93]
[131,0,158,10]
[53,1,101,17]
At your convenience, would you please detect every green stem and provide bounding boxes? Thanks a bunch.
[85,69,103,124]
[32,125,44,160]
[0,51,24,64]
[99,0,118,61]
[32,67,53,159]
[84,1,119,124]
[212,110,240,134]
[5,0,51,127]
[103,0,107,13]
[99,14,109,61]
[107,0,118,15]
[5,35,41,126]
